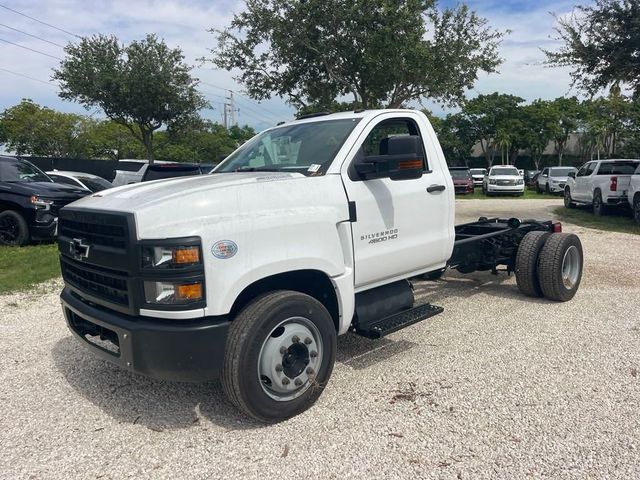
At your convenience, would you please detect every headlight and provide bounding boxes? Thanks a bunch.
[144,281,203,305]
[30,195,53,209]
[516,178,524,185]
[489,179,497,185]
[141,245,201,269]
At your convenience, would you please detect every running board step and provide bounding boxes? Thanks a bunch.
[352,303,444,339]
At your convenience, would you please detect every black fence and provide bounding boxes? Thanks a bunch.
[26,157,120,182]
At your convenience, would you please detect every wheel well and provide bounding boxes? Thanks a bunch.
[230,270,340,331]
[0,200,23,214]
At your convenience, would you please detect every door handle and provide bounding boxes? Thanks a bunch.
[427,184,446,193]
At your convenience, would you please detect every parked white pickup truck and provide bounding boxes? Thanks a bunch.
[629,163,640,224]
[57,110,583,422]
[564,159,640,215]
[482,165,524,196]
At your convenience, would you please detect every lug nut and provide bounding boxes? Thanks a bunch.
[292,335,300,343]
[282,377,290,385]
[310,350,318,358]
[275,364,283,372]
[304,337,312,345]
[280,346,287,354]
[306,367,314,375]
[294,378,302,386]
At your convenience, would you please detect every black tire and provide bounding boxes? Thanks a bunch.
[592,190,607,216]
[0,210,29,246]
[537,233,583,302]
[633,194,640,225]
[536,184,543,194]
[564,188,575,209]
[419,268,446,281]
[515,231,551,297]
[222,290,337,423]
[545,183,550,194]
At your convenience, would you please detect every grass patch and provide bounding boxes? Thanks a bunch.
[457,189,556,200]
[553,206,640,235]
[0,243,60,294]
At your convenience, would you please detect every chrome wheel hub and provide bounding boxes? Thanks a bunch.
[561,245,580,289]
[258,317,322,401]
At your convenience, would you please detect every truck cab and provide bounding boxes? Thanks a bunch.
[58,110,582,422]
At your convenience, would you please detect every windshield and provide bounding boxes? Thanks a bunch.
[78,176,112,192]
[0,159,52,183]
[550,167,576,177]
[450,169,471,179]
[490,167,519,176]
[469,169,486,175]
[215,119,360,175]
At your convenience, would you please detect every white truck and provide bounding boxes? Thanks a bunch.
[564,159,640,215]
[536,166,577,194]
[481,165,525,196]
[58,110,584,422]
[629,163,640,224]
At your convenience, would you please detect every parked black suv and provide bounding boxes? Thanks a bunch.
[0,156,90,245]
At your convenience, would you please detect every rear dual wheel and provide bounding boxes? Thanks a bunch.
[515,231,583,302]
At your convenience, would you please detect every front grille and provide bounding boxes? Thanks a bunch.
[59,210,129,250]
[43,197,80,216]
[497,179,515,186]
[61,258,129,306]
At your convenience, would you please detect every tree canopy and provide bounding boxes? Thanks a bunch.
[545,0,640,97]
[53,34,208,162]
[208,0,505,110]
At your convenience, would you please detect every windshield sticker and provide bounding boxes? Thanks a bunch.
[307,164,321,173]
[212,240,238,259]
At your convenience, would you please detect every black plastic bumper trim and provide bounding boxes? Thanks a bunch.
[61,287,230,382]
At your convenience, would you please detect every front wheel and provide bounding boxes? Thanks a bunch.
[0,210,30,246]
[564,188,575,209]
[222,291,337,423]
[634,195,640,225]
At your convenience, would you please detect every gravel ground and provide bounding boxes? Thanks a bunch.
[1,198,639,480]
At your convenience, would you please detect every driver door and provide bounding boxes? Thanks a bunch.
[341,113,453,289]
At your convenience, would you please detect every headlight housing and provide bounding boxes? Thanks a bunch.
[144,280,203,305]
[516,178,524,185]
[141,245,201,269]
[489,178,497,185]
[30,195,53,209]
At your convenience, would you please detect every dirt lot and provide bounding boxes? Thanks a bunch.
[1,198,639,480]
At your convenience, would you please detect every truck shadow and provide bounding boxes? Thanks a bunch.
[51,337,265,432]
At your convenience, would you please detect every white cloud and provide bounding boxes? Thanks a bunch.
[0,0,587,127]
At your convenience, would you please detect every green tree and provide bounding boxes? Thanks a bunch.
[0,99,94,157]
[516,100,558,170]
[545,0,640,98]
[86,121,146,160]
[580,90,631,160]
[208,0,505,109]
[549,97,581,165]
[462,93,524,167]
[53,34,208,163]
[426,111,475,166]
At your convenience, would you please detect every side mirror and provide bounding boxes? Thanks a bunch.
[354,136,424,181]
[568,171,576,178]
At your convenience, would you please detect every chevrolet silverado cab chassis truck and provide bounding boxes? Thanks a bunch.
[58,110,584,422]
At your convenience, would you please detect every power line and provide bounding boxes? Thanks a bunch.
[198,79,282,119]
[0,23,66,48]
[0,37,62,60]
[0,3,81,38]
[0,67,59,89]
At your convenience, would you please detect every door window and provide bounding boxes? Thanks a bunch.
[358,118,428,171]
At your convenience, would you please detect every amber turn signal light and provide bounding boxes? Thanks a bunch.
[176,283,203,301]
[173,247,200,265]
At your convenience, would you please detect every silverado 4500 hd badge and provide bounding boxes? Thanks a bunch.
[212,240,238,259]
[361,228,399,244]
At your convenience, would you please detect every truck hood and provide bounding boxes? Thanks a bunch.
[0,181,89,198]
[73,172,304,211]
[548,176,570,182]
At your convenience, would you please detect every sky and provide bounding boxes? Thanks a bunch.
[0,0,586,132]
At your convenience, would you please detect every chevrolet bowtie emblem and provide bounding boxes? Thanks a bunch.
[70,238,91,260]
